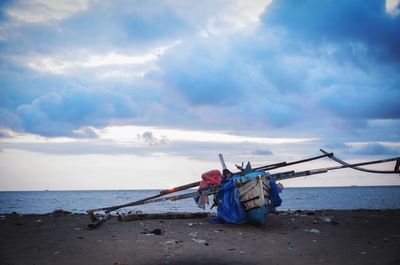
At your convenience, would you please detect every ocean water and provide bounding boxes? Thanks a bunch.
[0,186,399,214]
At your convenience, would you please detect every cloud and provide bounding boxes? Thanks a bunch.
[154,38,243,105]
[73,126,100,139]
[23,43,179,76]
[0,129,11,138]
[323,142,350,150]
[137,131,169,146]
[0,109,21,131]
[0,0,399,146]
[262,0,400,62]
[386,0,400,15]
[251,149,273,156]
[5,0,90,24]
[350,143,400,155]
[318,85,400,120]
[16,86,137,137]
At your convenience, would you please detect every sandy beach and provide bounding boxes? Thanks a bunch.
[1,210,399,265]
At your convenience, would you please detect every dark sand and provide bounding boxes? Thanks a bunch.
[1,210,399,265]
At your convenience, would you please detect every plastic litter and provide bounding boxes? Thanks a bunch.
[191,238,208,245]
[304,228,320,234]
[188,232,198,238]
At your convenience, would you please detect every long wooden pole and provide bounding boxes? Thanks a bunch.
[272,155,400,180]
[87,181,200,221]
[241,152,334,173]
[320,149,400,174]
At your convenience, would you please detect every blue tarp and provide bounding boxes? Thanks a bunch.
[210,173,282,225]
[268,178,282,208]
[211,176,247,224]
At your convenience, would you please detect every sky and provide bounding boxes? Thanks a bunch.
[0,0,399,191]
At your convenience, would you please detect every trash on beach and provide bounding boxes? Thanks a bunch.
[304,228,320,234]
[191,238,208,245]
[321,217,339,225]
[164,240,178,244]
[142,228,164,236]
[313,219,321,224]
[188,232,198,238]
[288,246,297,252]
[51,209,72,217]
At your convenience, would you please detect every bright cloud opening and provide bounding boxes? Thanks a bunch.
[24,41,181,74]
[101,125,318,145]
[6,0,90,24]
[386,0,400,15]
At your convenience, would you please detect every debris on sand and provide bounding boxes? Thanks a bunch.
[304,228,320,234]
[50,210,72,217]
[142,228,164,235]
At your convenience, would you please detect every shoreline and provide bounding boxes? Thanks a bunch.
[1,210,399,264]
[1,185,400,192]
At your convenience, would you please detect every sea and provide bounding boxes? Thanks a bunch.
[1,186,400,214]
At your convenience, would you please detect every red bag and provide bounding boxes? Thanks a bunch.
[199,170,222,188]
[196,170,222,209]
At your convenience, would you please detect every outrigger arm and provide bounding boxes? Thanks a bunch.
[320,149,400,175]
[271,153,400,181]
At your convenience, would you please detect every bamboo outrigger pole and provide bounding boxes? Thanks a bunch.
[87,180,201,222]
[320,149,400,174]
[272,154,400,181]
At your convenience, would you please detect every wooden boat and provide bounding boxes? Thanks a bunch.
[86,149,400,228]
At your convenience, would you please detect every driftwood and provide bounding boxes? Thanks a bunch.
[118,212,214,222]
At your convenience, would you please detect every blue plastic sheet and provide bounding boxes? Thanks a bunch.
[210,177,247,224]
[268,178,282,208]
[210,173,283,225]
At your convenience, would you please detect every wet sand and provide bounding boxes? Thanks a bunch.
[1,210,399,265]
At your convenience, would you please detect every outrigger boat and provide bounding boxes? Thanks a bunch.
[87,149,400,228]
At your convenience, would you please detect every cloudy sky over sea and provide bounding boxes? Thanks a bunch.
[0,0,399,190]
